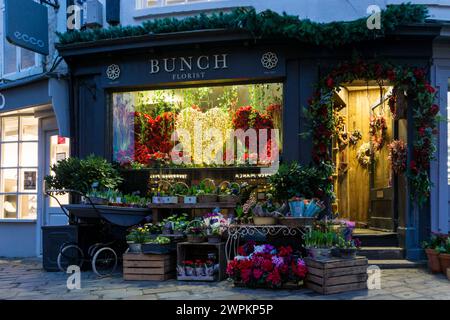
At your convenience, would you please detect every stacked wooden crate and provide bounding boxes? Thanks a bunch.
[123,253,176,281]
[305,256,368,295]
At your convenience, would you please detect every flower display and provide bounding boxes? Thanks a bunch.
[356,143,373,167]
[226,244,307,288]
[369,115,388,151]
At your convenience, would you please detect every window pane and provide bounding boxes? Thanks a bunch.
[3,40,17,74]
[1,143,18,167]
[19,194,37,219]
[166,0,186,4]
[2,195,17,219]
[1,169,18,193]
[20,48,36,70]
[20,142,38,167]
[2,117,19,141]
[20,169,37,192]
[21,117,38,141]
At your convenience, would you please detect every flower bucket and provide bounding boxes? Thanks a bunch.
[438,253,450,275]
[127,242,142,253]
[184,196,197,204]
[425,248,441,273]
[289,200,304,217]
[185,266,194,276]
[177,266,186,277]
[253,216,277,225]
[195,267,205,277]
[205,266,215,276]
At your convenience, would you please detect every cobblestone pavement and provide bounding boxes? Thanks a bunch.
[0,258,449,300]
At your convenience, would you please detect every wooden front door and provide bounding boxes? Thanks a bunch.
[369,102,396,231]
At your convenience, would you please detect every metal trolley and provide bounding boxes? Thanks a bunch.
[46,190,151,277]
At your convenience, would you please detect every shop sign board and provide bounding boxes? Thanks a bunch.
[102,50,285,87]
[4,0,49,55]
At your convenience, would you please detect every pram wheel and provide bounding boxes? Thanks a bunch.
[57,244,84,272]
[92,247,118,277]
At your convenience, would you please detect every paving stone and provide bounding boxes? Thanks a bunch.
[157,291,191,299]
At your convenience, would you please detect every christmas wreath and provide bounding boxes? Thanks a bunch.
[369,115,388,151]
[307,60,439,205]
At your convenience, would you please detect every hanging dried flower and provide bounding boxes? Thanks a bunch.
[388,140,407,174]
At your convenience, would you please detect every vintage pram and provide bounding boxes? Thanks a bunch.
[45,190,151,277]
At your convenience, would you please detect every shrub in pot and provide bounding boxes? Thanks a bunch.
[437,237,450,275]
[422,233,444,273]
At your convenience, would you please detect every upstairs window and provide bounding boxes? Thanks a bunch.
[136,0,219,9]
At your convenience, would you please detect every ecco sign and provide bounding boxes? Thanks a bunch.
[5,0,49,55]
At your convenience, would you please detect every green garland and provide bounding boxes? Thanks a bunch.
[307,60,439,206]
[57,4,428,46]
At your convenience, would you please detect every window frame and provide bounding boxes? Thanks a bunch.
[136,0,220,9]
[0,114,39,221]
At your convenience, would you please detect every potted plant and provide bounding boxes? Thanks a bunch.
[422,233,444,273]
[186,225,206,243]
[161,213,189,236]
[196,179,217,203]
[194,259,205,276]
[437,237,450,275]
[141,236,172,254]
[332,235,362,258]
[251,198,281,225]
[203,210,228,243]
[205,259,216,276]
[218,181,241,204]
[184,186,198,204]
[171,182,190,204]
[183,260,194,276]
[126,226,151,253]
[304,230,336,260]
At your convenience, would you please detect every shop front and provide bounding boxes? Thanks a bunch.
[0,76,70,257]
[56,19,443,262]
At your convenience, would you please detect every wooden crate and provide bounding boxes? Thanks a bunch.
[305,256,368,295]
[123,253,176,281]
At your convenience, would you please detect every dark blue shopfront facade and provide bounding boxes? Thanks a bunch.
[58,27,442,260]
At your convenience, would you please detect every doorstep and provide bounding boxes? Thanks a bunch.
[367,259,427,269]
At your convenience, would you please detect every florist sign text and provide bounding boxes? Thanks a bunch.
[102,50,285,87]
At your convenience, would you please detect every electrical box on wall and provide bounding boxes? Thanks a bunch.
[82,0,103,29]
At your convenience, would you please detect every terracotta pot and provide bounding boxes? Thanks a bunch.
[425,248,441,273]
[447,268,450,281]
[438,253,450,275]
[253,216,277,225]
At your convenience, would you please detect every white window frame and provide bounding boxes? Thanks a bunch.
[0,115,39,221]
[0,1,43,81]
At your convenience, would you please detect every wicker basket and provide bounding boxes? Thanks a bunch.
[218,181,240,204]
[197,178,217,203]
[187,235,206,243]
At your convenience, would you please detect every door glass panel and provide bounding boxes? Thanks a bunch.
[1,143,18,167]
[1,169,18,193]
[2,195,17,218]
[19,194,37,219]
[49,135,70,207]
[2,117,19,141]
[20,142,38,167]
[21,117,38,141]
[20,48,36,70]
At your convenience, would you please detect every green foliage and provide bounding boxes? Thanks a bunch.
[57,5,428,47]
[304,230,336,248]
[126,226,151,244]
[44,155,123,194]
[269,162,331,201]
[147,236,171,244]
[422,233,447,250]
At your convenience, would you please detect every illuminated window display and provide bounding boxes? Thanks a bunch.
[113,83,283,168]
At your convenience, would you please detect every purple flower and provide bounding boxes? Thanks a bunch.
[272,256,284,268]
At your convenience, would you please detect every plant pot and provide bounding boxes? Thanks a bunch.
[195,267,205,276]
[177,266,186,277]
[438,253,450,275]
[425,248,441,273]
[253,216,277,225]
[447,268,450,281]
[219,194,240,204]
[152,196,162,204]
[197,194,217,203]
[205,265,215,276]
[88,197,109,205]
[307,247,331,260]
[187,234,206,243]
[184,196,197,204]
[338,248,357,259]
[141,243,171,254]
[127,242,142,253]
[207,235,222,243]
[185,266,194,276]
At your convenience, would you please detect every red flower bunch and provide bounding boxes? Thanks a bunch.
[227,244,307,288]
